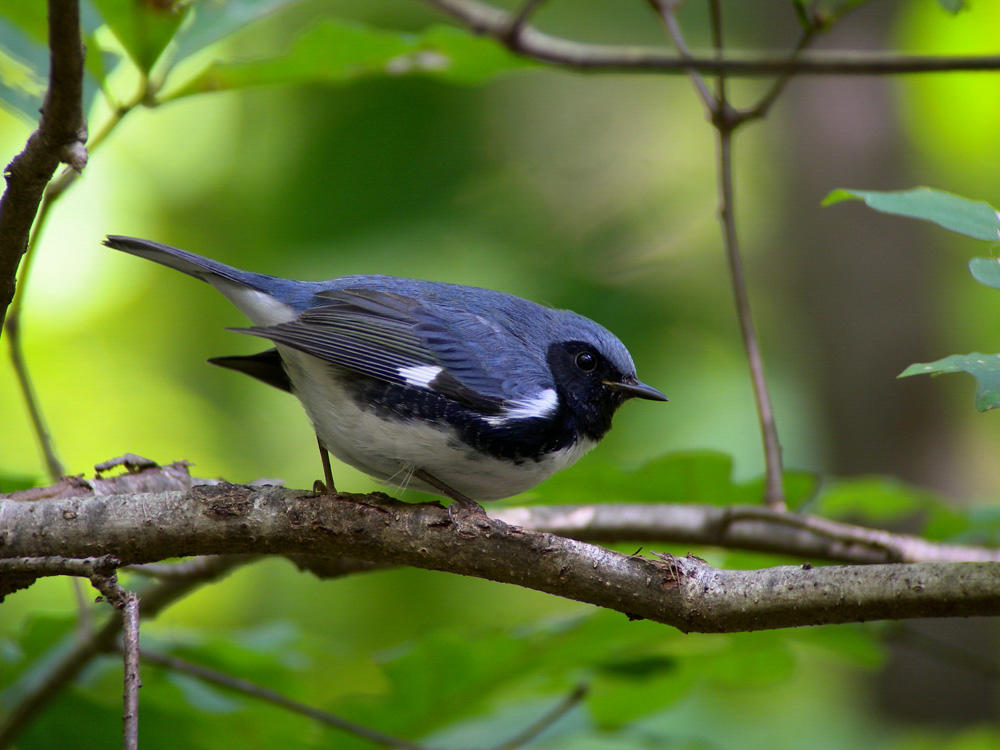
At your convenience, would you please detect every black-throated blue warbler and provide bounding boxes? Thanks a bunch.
[105,236,666,507]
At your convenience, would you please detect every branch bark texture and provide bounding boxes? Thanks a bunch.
[4,485,1000,632]
[0,0,87,332]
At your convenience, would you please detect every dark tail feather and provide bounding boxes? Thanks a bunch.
[208,349,291,393]
[104,235,262,289]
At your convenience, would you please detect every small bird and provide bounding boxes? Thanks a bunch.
[104,236,666,507]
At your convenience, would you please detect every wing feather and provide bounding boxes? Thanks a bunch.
[235,288,512,413]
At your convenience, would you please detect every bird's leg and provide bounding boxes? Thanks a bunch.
[313,436,337,495]
[413,468,488,523]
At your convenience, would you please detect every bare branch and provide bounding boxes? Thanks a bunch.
[419,0,1000,75]
[5,78,156,482]
[738,25,818,123]
[646,0,715,113]
[87,569,142,750]
[140,649,427,750]
[493,504,1000,564]
[647,0,787,507]
[0,554,120,577]
[0,555,244,747]
[6,311,64,478]
[715,125,785,508]
[707,0,725,101]
[0,0,87,333]
[120,593,140,750]
[3,485,1000,632]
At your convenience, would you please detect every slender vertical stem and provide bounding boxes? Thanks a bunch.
[121,593,141,750]
[707,0,726,101]
[0,556,245,747]
[716,127,784,507]
[6,308,64,478]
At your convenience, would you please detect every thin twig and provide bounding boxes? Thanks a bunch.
[715,125,784,508]
[0,554,120,577]
[421,0,1000,75]
[5,310,64,479]
[737,25,818,123]
[123,555,253,579]
[5,82,152,482]
[70,576,94,639]
[0,555,245,747]
[0,0,87,333]
[649,0,786,506]
[139,649,427,750]
[493,502,1000,564]
[710,506,903,560]
[647,0,715,111]
[87,570,142,749]
[491,684,588,750]
[121,593,141,750]
[707,0,725,102]
[0,0,94,480]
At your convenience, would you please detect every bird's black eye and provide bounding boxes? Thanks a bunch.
[575,351,597,372]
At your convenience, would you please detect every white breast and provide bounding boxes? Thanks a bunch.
[280,348,593,501]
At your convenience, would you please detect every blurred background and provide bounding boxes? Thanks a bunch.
[2,0,1000,747]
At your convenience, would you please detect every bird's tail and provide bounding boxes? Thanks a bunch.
[104,235,266,290]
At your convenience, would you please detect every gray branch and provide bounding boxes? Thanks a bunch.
[420,0,1000,76]
[3,484,1000,632]
[493,504,1000,564]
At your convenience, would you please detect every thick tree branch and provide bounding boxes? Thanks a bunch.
[420,0,1000,75]
[0,0,87,333]
[4,485,1000,632]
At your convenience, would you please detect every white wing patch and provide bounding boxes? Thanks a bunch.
[485,388,558,425]
[397,364,444,388]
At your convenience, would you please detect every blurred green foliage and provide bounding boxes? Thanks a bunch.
[2,0,1000,748]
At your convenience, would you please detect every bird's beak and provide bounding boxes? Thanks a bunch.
[604,377,668,402]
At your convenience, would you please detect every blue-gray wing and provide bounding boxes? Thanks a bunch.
[235,288,513,413]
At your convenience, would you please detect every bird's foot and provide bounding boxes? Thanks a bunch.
[413,468,490,530]
[312,479,336,496]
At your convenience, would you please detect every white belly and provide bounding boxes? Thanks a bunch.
[279,347,593,501]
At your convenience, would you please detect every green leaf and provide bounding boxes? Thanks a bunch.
[899,352,1000,411]
[812,476,938,523]
[0,471,38,493]
[937,0,968,13]
[0,2,120,120]
[91,0,191,73]
[0,19,53,119]
[969,257,1000,290]
[823,187,1000,242]
[166,672,242,714]
[172,0,303,62]
[165,20,534,100]
[0,3,51,43]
